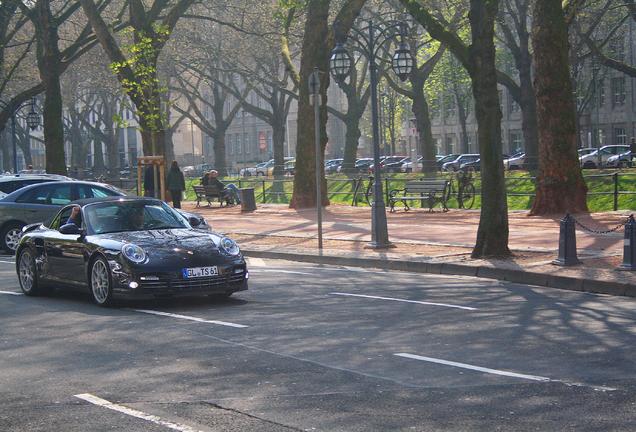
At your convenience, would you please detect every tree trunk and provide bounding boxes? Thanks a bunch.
[34,2,66,175]
[93,139,105,175]
[469,0,511,258]
[412,82,436,175]
[456,93,469,153]
[272,116,286,177]
[106,128,119,178]
[518,45,539,171]
[529,0,587,215]
[1,131,10,172]
[290,0,330,208]
[342,114,362,174]
[212,130,228,177]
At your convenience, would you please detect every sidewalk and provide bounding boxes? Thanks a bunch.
[181,202,636,297]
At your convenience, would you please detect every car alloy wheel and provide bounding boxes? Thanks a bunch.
[18,250,40,295]
[90,258,113,306]
[2,222,25,254]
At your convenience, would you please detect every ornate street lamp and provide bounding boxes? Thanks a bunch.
[329,20,414,249]
[0,97,40,173]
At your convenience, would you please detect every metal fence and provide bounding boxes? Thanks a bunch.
[103,171,636,211]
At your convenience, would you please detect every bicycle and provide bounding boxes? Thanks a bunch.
[446,170,476,209]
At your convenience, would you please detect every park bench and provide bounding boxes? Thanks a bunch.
[193,184,227,207]
[389,179,450,212]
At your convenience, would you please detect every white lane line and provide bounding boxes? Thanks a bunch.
[249,269,315,276]
[394,353,616,391]
[0,260,16,264]
[132,309,248,328]
[0,290,23,296]
[246,257,266,267]
[331,292,477,311]
[75,393,203,432]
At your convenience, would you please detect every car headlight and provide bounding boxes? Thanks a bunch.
[219,237,240,256]
[122,244,146,263]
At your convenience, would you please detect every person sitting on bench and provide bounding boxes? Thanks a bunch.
[206,170,241,205]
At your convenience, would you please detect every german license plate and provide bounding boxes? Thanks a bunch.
[182,266,218,278]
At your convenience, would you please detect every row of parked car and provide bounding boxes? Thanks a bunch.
[236,145,634,178]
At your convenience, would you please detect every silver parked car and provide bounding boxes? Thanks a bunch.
[0,173,72,199]
[579,145,630,169]
[442,154,480,172]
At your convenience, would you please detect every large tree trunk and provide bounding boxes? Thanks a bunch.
[93,140,105,175]
[212,130,228,177]
[272,115,286,177]
[469,0,511,258]
[290,0,330,208]
[411,81,436,175]
[529,0,587,215]
[35,2,66,175]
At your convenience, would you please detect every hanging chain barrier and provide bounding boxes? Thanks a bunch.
[571,215,630,235]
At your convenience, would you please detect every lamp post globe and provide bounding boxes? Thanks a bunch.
[392,42,414,82]
[329,43,352,83]
[26,110,40,130]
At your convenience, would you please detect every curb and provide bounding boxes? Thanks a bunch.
[242,248,636,298]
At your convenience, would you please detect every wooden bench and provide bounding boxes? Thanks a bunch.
[389,179,450,212]
[193,184,226,207]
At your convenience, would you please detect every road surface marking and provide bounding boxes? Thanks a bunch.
[394,353,616,391]
[132,309,248,328]
[74,393,203,432]
[0,290,23,296]
[246,257,266,267]
[250,269,315,276]
[331,292,477,311]
[0,260,15,264]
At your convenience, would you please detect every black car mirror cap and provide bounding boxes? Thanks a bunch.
[59,223,84,236]
[188,216,201,227]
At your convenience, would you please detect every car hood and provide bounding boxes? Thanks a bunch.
[90,229,225,253]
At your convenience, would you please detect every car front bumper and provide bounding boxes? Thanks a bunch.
[111,262,248,299]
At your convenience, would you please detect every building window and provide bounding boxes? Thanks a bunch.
[433,136,441,154]
[610,38,625,62]
[612,77,625,106]
[595,128,606,146]
[614,127,627,145]
[445,98,456,119]
[509,95,520,113]
[510,130,523,153]
[498,90,503,112]
[597,79,605,107]
[445,134,455,154]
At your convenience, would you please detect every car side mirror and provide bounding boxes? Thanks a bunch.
[59,223,84,236]
[188,216,201,227]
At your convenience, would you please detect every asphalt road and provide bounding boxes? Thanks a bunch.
[1,256,635,431]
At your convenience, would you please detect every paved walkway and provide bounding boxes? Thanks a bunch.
[182,201,636,296]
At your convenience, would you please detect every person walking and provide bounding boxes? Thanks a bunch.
[167,160,186,209]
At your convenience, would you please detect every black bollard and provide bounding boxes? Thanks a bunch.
[553,213,581,266]
[619,215,636,271]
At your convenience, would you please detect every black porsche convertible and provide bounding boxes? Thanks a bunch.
[15,197,248,306]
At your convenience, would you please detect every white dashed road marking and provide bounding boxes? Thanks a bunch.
[250,269,315,276]
[394,353,616,391]
[331,292,477,311]
[246,257,266,267]
[0,290,23,296]
[132,309,248,328]
[75,393,203,432]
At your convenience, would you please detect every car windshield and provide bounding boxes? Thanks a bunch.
[84,200,188,234]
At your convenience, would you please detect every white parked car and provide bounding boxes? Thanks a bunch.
[442,154,480,172]
[606,151,633,168]
[579,145,630,169]
[504,152,525,170]
[240,161,268,177]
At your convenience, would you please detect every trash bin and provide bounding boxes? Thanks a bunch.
[240,188,256,212]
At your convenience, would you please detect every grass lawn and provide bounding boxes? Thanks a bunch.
[182,168,636,212]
